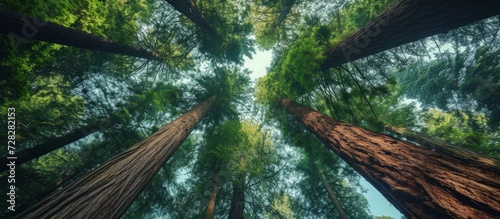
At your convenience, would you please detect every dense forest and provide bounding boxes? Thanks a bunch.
[1,0,499,218]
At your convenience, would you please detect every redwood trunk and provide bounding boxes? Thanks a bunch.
[321,0,500,69]
[164,0,218,36]
[280,98,500,219]
[0,123,102,172]
[320,173,348,219]
[0,8,162,60]
[228,155,246,219]
[15,96,216,219]
[205,162,221,219]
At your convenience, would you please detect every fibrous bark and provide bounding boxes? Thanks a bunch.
[321,0,500,69]
[280,98,500,219]
[15,96,216,219]
[0,8,162,60]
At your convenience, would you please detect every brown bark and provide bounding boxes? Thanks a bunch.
[280,98,500,219]
[0,123,103,172]
[15,96,216,219]
[320,173,348,219]
[228,155,246,219]
[321,0,500,69]
[0,8,162,60]
[205,161,221,219]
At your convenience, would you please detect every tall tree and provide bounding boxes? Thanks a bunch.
[319,173,348,219]
[280,98,500,219]
[0,8,162,60]
[0,123,101,172]
[16,96,216,219]
[205,160,221,219]
[321,0,500,69]
[163,0,218,37]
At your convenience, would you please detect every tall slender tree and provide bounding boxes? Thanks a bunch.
[163,0,218,37]
[280,98,500,219]
[320,173,348,219]
[205,160,221,219]
[15,96,216,219]
[0,123,101,172]
[321,0,500,69]
[0,8,162,60]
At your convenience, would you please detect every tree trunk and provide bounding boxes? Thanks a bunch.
[385,126,500,168]
[228,155,246,219]
[273,0,297,30]
[321,0,500,69]
[205,161,221,219]
[164,0,218,37]
[0,8,162,60]
[280,98,500,219]
[320,173,348,219]
[0,123,103,172]
[15,96,216,219]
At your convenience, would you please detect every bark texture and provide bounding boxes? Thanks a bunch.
[321,0,500,69]
[0,8,162,60]
[15,96,216,219]
[280,98,500,219]
[320,173,348,219]
[0,123,101,172]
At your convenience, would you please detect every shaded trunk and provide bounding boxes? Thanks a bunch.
[320,173,348,219]
[0,123,103,172]
[205,161,221,219]
[321,0,500,69]
[15,96,216,219]
[271,0,297,31]
[228,155,246,219]
[280,98,500,219]
[164,0,218,36]
[385,126,500,167]
[0,8,162,60]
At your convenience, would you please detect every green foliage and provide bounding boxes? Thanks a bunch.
[421,109,499,159]
[186,65,251,125]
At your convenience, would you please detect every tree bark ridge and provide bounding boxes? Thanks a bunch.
[280,98,500,219]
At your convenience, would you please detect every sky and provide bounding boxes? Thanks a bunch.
[243,49,404,219]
